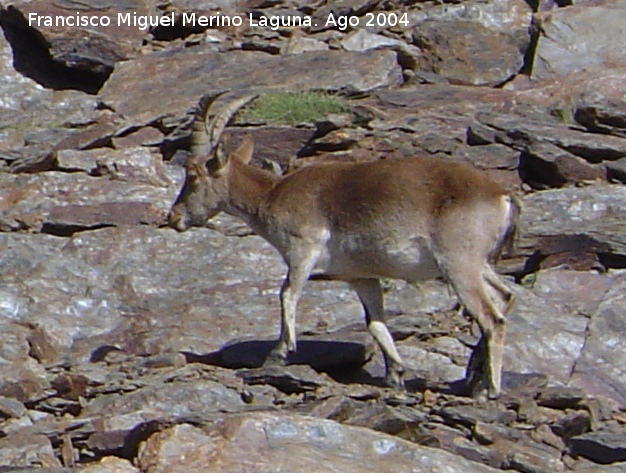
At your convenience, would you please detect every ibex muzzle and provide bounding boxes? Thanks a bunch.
[168,91,520,399]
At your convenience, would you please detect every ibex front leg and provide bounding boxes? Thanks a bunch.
[265,245,320,366]
[350,278,405,389]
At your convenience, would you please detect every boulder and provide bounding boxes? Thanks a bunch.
[136,413,505,473]
[0,432,59,468]
[0,170,180,232]
[570,274,626,407]
[570,431,626,464]
[0,24,110,165]
[504,285,588,388]
[1,0,154,78]
[519,184,626,260]
[532,1,626,80]
[409,0,532,85]
[412,21,527,86]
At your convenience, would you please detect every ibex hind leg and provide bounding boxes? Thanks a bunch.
[484,265,515,315]
[443,262,508,400]
[349,278,405,390]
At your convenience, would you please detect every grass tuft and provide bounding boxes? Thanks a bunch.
[238,90,350,126]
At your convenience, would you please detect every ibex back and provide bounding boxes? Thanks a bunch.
[169,92,520,399]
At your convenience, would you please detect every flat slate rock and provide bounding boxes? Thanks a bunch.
[237,365,331,394]
[100,48,402,131]
[136,413,505,473]
[570,431,626,464]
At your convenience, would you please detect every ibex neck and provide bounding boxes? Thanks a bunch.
[225,159,280,227]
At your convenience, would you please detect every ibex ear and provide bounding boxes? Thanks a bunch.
[208,132,231,176]
[231,134,254,165]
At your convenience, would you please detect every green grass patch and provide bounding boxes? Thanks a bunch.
[238,90,350,126]
[549,107,575,124]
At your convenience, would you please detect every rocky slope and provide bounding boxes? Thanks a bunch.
[0,0,625,471]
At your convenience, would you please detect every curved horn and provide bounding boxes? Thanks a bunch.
[206,93,259,151]
[190,90,229,161]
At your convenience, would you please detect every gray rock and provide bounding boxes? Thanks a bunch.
[342,402,427,437]
[46,202,165,232]
[605,157,626,184]
[574,68,626,138]
[504,284,589,384]
[412,20,527,86]
[536,386,585,410]
[570,274,626,408]
[476,112,626,163]
[456,144,520,171]
[0,358,48,403]
[3,466,72,473]
[0,395,27,419]
[0,223,375,367]
[341,29,421,69]
[237,365,331,394]
[0,171,180,232]
[57,147,173,188]
[550,410,591,441]
[473,421,524,446]
[112,127,164,149]
[366,84,521,160]
[82,380,245,430]
[438,404,508,429]
[136,413,505,472]
[76,457,139,473]
[391,339,467,391]
[284,34,329,54]
[0,320,31,362]
[571,431,626,464]
[469,112,626,187]
[416,422,493,463]
[0,432,59,468]
[574,463,626,472]
[519,185,626,261]
[505,441,565,473]
[532,1,626,80]
[531,269,613,317]
[0,25,105,159]
[406,0,532,85]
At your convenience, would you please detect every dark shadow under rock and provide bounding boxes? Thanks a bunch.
[0,6,110,94]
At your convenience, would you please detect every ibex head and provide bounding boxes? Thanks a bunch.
[168,92,257,232]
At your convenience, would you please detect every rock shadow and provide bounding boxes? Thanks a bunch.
[0,6,110,94]
[186,338,371,373]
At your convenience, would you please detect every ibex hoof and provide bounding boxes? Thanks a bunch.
[385,368,406,391]
[263,351,287,367]
[467,376,500,401]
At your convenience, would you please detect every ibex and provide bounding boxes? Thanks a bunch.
[169,91,520,399]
